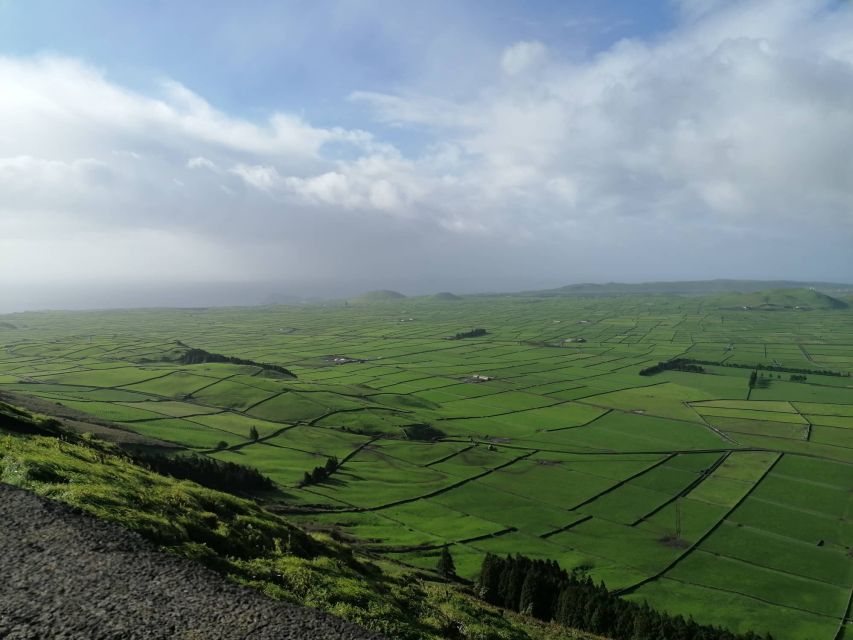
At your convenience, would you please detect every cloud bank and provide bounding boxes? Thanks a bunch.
[2,0,852,310]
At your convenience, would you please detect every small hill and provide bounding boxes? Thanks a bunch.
[432,292,461,301]
[354,290,406,302]
[518,279,853,297]
[711,288,848,311]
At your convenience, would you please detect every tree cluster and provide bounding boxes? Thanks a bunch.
[639,359,705,376]
[679,358,848,378]
[477,554,771,640]
[299,456,339,487]
[447,328,488,340]
[131,452,276,493]
[749,370,758,389]
[789,374,807,382]
[177,347,295,378]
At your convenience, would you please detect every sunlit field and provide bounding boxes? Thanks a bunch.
[2,293,851,640]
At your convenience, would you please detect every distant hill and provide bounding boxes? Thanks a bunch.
[261,293,325,305]
[709,288,848,311]
[432,292,461,301]
[354,290,406,302]
[519,279,853,297]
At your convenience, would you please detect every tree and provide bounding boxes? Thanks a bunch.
[249,425,260,440]
[437,546,456,578]
[502,556,528,610]
[475,552,765,640]
[748,370,758,388]
[324,456,338,473]
[478,553,503,604]
[519,571,538,615]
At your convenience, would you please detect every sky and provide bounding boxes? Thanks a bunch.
[1,0,852,311]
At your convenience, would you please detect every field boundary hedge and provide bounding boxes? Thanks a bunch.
[368,526,518,553]
[630,452,730,526]
[832,587,853,640]
[614,452,784,596]
[538,454,677,538]
[284,450,537,514]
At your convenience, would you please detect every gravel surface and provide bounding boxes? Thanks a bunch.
[0,483,387,640]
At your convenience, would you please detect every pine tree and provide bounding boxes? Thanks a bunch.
[503,556,528,611]
[478,554,503,604]
[475,552,763,640]
[436,546,456,578]
[249,425,260,440]
[555,588,572,626]
[519,571,538,615]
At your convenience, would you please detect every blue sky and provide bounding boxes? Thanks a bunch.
[0,0,852,310]
[0,0,678,153]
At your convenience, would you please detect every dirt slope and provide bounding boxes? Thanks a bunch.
[0,483,386,640]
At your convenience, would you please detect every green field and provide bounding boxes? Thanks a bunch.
[1,293,851,640]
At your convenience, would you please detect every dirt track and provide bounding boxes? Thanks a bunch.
[0,483,386,640]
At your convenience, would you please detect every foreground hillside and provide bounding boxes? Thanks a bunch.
[0,404,590,640]
[0,482,383,640]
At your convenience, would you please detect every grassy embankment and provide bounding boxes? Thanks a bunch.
[0,401,594,640]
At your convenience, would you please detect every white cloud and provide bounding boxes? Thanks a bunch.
[500,40,548,75]
[187,156,218,171]
[2,0,853,306]
[0,56,370,163]
[229,163,281,191]
[353,0,853,236]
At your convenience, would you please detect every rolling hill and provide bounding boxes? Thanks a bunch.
[709,288,848,310]
[353,290,407,302]
[520,279,853,297]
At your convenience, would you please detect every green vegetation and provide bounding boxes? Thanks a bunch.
[523,280,852,297]
[0,411,589,640]
[448,327,489,340]
[437,546,456,578]
[477,554,770,640]
[174,346,296,378]
[299,456,340,487]
[639,359,705,376]
[130,450,276,493]
[708,288,849,311]
[1,289,852,639]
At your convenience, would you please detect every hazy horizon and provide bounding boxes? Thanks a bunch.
[3,276,853,315]
[2,0,853,313]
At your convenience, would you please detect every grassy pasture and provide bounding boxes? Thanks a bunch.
[629,577,837,640]
[1,294,852,639]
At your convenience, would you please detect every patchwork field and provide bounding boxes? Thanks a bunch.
[1,294,851,639]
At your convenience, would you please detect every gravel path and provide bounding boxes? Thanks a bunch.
[0,483,387,640]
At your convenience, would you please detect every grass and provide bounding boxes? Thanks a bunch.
[0,422,591,640]
[2,292,852,639]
